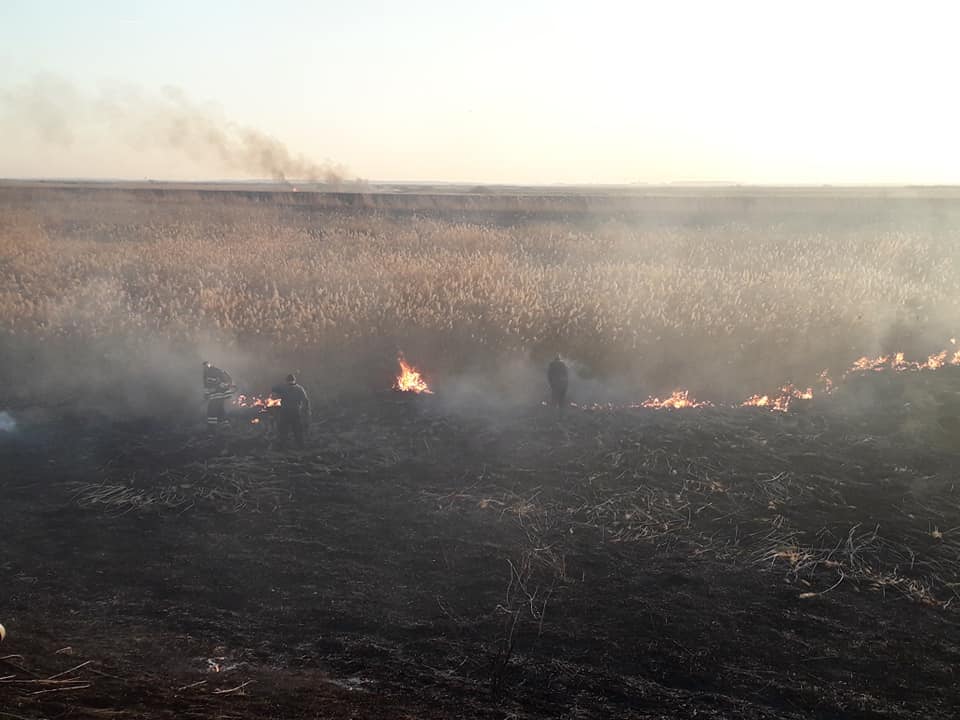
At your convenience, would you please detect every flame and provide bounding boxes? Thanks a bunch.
[847,346,960,375]
[235,394,281,408]
[233,395,283,425]
[394,353,433,394]
[926,351,948,370]
[238,339,960,419]
[741,384,814,413]
[817,369,835,394]
[233,394,281,424]
[640,390,712,409]
[591,340,959,415]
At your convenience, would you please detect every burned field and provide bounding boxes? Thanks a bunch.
[3,368,960,719]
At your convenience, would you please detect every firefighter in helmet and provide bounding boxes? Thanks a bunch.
[547,354,569,409]
[202,361,234,428]
[274,373,311,449]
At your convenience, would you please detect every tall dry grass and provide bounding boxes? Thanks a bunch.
[1,196,958,401]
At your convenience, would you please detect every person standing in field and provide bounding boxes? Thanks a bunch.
[274,373,310,449]
[547,355,569,410]
[203,361,235,429]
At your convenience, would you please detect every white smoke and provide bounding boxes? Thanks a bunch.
[0,411,17,433]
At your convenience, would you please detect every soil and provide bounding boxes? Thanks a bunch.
[2,373,959,719]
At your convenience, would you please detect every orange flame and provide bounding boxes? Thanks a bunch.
[394,354,433,394]
[640,390,712,409]
[566,339,959,415]
[235,394,281,408]
[847,345,960,375]
[817,369,835,394]
[741,384,814,413]
[239,339,960,418]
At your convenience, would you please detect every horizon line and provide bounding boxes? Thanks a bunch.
[3,177,960,190]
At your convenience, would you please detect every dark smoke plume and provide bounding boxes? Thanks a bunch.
[1,74,350,183]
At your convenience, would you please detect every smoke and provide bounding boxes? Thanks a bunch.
[0,74,82,148]
[1,74,350,183]
[428,351,643,422]
[0,411,16,433]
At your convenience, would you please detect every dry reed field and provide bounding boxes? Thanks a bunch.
[2,186,959,405]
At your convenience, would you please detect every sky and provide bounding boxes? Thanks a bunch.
[1,0,959,184]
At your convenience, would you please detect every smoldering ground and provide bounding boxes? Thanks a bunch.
[0,74,352,183]
[3,338,959,720]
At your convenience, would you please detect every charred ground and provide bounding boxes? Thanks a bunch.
[2,370,960,719]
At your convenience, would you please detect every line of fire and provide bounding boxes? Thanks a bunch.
[230,340,960,423]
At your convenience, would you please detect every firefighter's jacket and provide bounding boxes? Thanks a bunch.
[204,366,234,400]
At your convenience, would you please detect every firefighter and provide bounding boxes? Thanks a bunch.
[274,373,310,449]
[547,354,569,409]
[202,361,234,428]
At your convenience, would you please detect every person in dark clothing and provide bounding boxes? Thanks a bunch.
[547,355,569,409]
[203,361,234,428]
[274,373,310,449]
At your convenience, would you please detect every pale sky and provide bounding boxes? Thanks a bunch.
[2,0,959,184]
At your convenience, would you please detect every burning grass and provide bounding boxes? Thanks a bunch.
[393,353,433,394]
